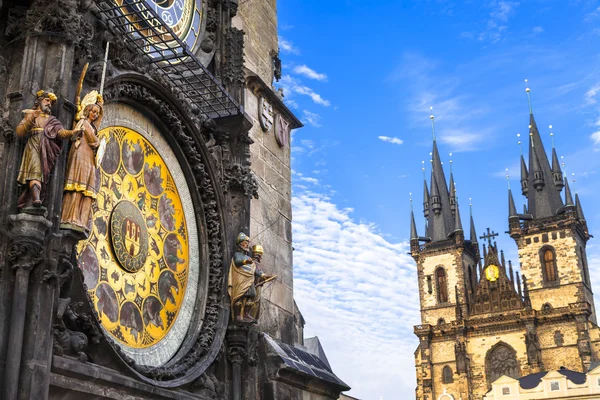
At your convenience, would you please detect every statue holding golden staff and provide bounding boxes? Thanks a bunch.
[227,233,275,323]
[60,92,104,234]
[16,90,82,210]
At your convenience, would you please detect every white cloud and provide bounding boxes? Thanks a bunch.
[293,65,328,81]
[591,131,600,144]
[279,75,331,107]
[490,1,519,22]
[292,190,419,399]
[302,110,322,128]
[279,37,300,54]
[532,26,544,34]
[439,129,487,152]
[585,83,600,105]
[461,1,519,43]
[378,136,404,145]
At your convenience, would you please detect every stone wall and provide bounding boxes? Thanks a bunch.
[516,227,596,323]
[233,0,297,345]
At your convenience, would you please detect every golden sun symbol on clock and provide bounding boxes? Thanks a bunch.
[77,126,189,349]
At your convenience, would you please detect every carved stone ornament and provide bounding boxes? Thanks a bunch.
[274,113,290,148]
[258,96,274,132]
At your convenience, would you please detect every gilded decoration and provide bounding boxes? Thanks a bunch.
[77,126,189,349]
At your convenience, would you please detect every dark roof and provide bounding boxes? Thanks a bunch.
[263,334,350,391]
[518,368,587,389]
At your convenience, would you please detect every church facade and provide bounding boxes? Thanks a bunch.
[411,107,599,400]
[0,1,348,400]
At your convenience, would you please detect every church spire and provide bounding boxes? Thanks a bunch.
[426,110,455,242]
[508,188,518,217]
[410,197,418,240]
[422,161,430,219]
[576,193,586,222]
[469,200,478,244]
[454,197,463,232]
[523,82,564,218]
[564,176,574,206]
[550,128,564,191]
[520,154,529,196]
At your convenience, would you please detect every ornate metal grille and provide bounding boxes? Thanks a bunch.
[98,0,242,119]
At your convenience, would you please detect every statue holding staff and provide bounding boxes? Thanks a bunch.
[15,90,82,210]
[60,91,104,234]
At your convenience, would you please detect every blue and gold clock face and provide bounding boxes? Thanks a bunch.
[117,0,206,56]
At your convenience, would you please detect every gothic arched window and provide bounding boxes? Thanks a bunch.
[442,365,453,383]
[485,343,520,387]
[436,267,448,303]
[541,246,558,283]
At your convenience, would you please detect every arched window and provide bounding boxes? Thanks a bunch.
[437,318,446,325]
[541,247,558,282]
[442,365,453,383]
[485,343,520,387]
[436,267,448,303]
[542,303,552,311]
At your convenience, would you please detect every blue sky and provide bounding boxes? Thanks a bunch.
[276,1,600,399]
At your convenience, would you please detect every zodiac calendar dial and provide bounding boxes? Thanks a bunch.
[115,0,206,57]
[78,126,190,350]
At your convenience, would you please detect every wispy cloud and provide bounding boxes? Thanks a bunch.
[302,110,322,127]
[279,75,331,107]
[291,190,419,399]
[532,26,544,34]
[461,1,520,43]
[279,37,300,54]
[585,83,600,105]
[293,65,328,81]
[378,136,404,145]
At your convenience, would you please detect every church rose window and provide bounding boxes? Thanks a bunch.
[436,267,448,303]
[541,247,558,282]
[485,343,520,388]
[442,365,453,383]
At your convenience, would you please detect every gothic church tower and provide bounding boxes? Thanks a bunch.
[411,99,600,400]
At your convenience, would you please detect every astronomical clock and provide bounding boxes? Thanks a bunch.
[78,124,199,366]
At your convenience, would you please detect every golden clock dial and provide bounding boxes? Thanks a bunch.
[115,0,206,58]
[78,126,190,350]
[485,265,500,282]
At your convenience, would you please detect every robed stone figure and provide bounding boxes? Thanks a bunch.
[60,93,103,234]
[16,90,81,209]
[228,233,273,323]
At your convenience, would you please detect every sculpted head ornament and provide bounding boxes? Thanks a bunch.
[36,90,57,103]
[236,232,250,246]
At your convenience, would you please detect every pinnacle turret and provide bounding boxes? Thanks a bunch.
[410,207,418,240]
[520,155,529,196]
[426,138,455,241]
[524,112,564,218]
[454,198,463,232]
[564,176,574,207]
[469,203,478,244]
[423,178,430,218]
[508,188,518,217]
[576,193,586,222]
[551,147,564,191]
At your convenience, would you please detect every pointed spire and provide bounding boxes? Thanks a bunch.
[454,197,463,232]
[500,250,506,271]
[509,260,514,284]
[410,196,418,240]
[564,176,574,207]
[469,200,478,244]
[449,171,456,215]
[508,188,518,217]
[524,87,564,218]
[576,193,586,222]
[516,272,523,298]
[551,132,564,191]
[520,154,529,196]
[422,161,430,218]
[426,110,455,242]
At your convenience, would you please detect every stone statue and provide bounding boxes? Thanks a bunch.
[227,233,274,323]
[60,92,103,233]
[15,90,81,210]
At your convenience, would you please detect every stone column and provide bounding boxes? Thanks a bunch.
[3,213,51,400]
[226,325,249,400]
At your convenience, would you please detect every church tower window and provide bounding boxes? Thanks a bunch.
[436,267,448,303]
[541,247,558,282]
[442,365,453,383]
